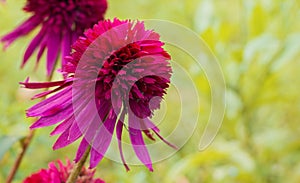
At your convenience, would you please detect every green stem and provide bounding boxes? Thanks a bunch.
[66,146,91,183]
[6,130,35,183]
[6,71,55,183]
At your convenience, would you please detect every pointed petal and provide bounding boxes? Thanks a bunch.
[67,123,83,143]
[143,118,177,149]
[27,87,71,113]
[50,116,74,136]
[128,113,153,171]
[20,80,66,89]
[1,16,41,47]
[89,113,117,168]
[116,111,129,171]
[80,114,102,147]
[71,98,99,136]
[46,32,61,76]
[143,129,156,141]
[71,32,78,44]
[22,27,46,68]
[26,84,75,117]
[75,138,90,162]
[30,106,73,129]
[36,37,47,67]
[62,31,72,67]
[89,148,103,169]
[27,88,74,117]
[143,118,160,132]
[53,127,76,150]
[30,81,72,99]
[152,130,178,150]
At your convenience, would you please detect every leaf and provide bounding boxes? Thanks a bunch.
[0,135,23,160]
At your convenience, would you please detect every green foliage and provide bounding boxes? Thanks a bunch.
[1,0,300,182]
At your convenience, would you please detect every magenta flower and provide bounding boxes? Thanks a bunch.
[1,0,107,76]
[21,18,176,171]
[23,159,105,183]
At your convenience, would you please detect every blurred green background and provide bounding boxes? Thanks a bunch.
[1,0,300,182]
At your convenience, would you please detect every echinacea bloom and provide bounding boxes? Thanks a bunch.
[21,18,176,171]
[1,0,107,76]
[23,159,105,183]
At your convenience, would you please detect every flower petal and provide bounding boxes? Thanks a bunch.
[27,87,71,114]
[46,32,61,76]
[62,31,72,68]
[30,106,73,129]
[1,16,41,48]
[116,111,129,171]
[20,80,66,89]
[50,116,74,136]
[53,127,74,150]
[75,138,90,162]
[89,112,117,168]
[22,27,46,68]
[128,113,153,171]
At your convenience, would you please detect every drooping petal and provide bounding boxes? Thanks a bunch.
[22,18,172,171]
[71,96,99,135]
[3,0,107,75]
[30,106,73,129]
[75,138,90,162]
[1,15,42,47]
[53,127,74,150]
[27,93,72,117]
[36,37,47,65]
[67,123,83,143]
[152,130,178,150]
[30,81,72,99]
[142,117,160,133]
[143,118,178,149]
[116,111,129,171]
[128,113,153,171]
[27,87,71,113]
[20,80,66,89]
[62,31,72,67]
[50,116,74,136]
[46,32,61,76]
[22,27,46,68]
[90,112,117,168]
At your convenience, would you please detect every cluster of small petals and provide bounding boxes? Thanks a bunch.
[23,159,105,183]
[21,18,175,171]
[1,0,107,75]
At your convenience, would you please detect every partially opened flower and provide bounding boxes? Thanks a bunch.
[23,159,105,183]
[21,18,176,171]
[2,0,107,76]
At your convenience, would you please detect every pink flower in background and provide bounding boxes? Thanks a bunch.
[1,0,107,76]
[23,159,105,183]
[21,18,176,171]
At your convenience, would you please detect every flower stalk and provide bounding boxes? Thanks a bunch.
[6,72,55,183]
[6,130,35,183]
[66,145,91,183]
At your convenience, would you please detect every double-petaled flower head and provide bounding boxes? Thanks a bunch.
[2,0,107,76]
[21,18,176,171]
[23,159,105,183]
